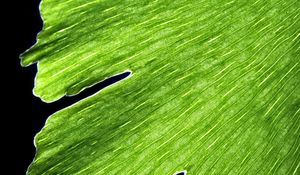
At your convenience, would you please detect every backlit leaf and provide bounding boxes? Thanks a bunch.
[21,0,300,174]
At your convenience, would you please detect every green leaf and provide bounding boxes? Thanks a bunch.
[22,0,300,174]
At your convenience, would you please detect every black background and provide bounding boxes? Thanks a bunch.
[13,0,44,174]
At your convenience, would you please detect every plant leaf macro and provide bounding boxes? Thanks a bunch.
[21,0,300,174]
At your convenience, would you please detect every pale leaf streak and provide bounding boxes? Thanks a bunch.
[207,34,222,43]
[293,10,300,19]
[157,151,170,161]
[95,162,114,175]
[292,32,300,42]
[70,1,98,11]
[263,93,284,118]
[206,137,220,150]
[241,152,251,166]
[129,118,150,131]
[268,158,280,174]
[225,0,235,6]
[191,120,220,137]
[152,63,171,74]
[175,33,205,50]
[134,142,143,150]
[257,23,272,33]
[175,72,193,82]
[61,166,73,174]
[102,6,116,13]
[65,62,98,83]
[50,52,74,66]
[119,121,132,128]
[133,101,148,110]
[182,89,192,97]
[293,108,300,135]
[290,136,300,174]
[113,147,122,153]
[134,88,147,97]
[253,17,266,27]
[50,52,97,78]
[135,15,159,27]
[44,25,53,30]
[255,30,300,82]
[157,126,187,150]
[75,165,91,175]
[203,48,216,55]
[292,159,300,175]
[256,43,296,81]
[115,52,143,66]
[175,20,194,29]
[252,0,261,6]
[234,111,250,123]
[103,13,123,22]
[77,103,97,115]
[56,23,79,34]
[177,100,201,120]
[213,61,235,78]
[258,71,275,87]
[222,85,238,98]
[269,107,285,126]
[156,18,178,28]
[265,146,274,157]
[166,69,179,78]
[91,141,98,145]
[276,61,299,85]
[221,49,234,58]
[245,34,286,70]
[274,26,284,33]
[272,107,300,173]
[140,37,152,45]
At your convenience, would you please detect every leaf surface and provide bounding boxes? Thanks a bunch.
[22,0,300,174]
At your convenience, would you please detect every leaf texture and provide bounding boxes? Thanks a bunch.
[22,0,300,174]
